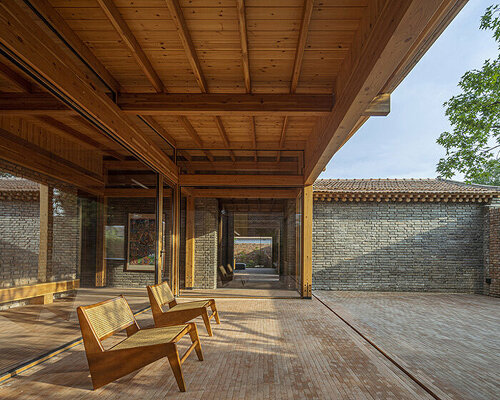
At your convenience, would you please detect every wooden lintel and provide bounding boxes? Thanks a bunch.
[363,93,391,116]
[190,188,300,199]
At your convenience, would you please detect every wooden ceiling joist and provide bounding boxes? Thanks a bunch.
[236,0,251,93]
[190,188,300,199]
[178,116,214,162]
[97,0,164,93]
[0,1,178,184]
[140,115,177,148]
[213,116,236,162]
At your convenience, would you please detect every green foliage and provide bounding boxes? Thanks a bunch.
[437,5,500,185]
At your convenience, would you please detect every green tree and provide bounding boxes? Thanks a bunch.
[437,5,500,185]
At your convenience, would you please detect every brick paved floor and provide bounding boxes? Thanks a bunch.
[0,298,431,399]
[315,291,500,400]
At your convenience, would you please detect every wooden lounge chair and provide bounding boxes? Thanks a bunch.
[147,281,220,336]
[77,295,203,391]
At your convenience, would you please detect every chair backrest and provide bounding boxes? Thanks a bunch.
[78,296,136,342]
[147,281,175,308]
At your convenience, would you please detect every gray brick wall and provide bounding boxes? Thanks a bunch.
[313,201,485,293]
[194,198,218,289]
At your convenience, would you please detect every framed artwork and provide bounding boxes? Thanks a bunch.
[126,213,164,272]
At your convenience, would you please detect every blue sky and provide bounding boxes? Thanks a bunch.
[319,1,499,180]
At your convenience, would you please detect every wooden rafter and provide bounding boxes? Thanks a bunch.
[27,0,120,93]
[97,0,164,93]
[178,116,214,162]
[165,0,208,93]
[236,0,251,93]
[278,0,315,162]
[0,1,177,183]
[140,115,177,148]
[213,116,236,162]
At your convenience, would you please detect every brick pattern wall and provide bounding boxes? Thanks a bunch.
[313,201,485,293]
[0,198,40,287]
[0,160,80,288]
[194,198,218,289]
[487,205,500,297]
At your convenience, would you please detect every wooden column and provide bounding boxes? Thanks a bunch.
[295,193,301,290]
[171,185,181,295]
[155,174,164,285]
[185,196,195,289]
[38,184,53,287]
[301,185,313,298]
[95,196,106,287]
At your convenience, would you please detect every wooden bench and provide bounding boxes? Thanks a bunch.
[147,281,220,336]
[0,279,79,305]
[77,295,203,391]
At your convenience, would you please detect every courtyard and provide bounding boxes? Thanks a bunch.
[0,291,498,399]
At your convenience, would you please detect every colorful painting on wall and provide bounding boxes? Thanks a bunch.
[126,213,161,272]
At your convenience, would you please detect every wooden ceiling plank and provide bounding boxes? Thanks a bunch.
[0,61,32,92]
[304,0,464,184]
[165,0,208,93]
[0,1,177,183]
[27,0,120,93]
[96,0,164,93]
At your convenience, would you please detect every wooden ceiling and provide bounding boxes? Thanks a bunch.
[0,0,466,192]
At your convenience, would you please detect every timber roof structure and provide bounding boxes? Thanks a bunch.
[313,179,500,203]
[0,0,467,194]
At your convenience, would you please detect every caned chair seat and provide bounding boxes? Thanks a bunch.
[167,300,210,312]
[147,281,220,336]
[111,325,187,350]
[77,296,204,392]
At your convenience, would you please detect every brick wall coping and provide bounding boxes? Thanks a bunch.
[313,179,500,203]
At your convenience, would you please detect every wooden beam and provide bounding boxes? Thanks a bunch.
[0,127,104,194]
[27,0,120,93]
[0,1,177,184]
[236,0,250,93]
[165,0,208,92]
[104,188,173,198]
[38,184,52,283]
[179,161,297,172]
[178,116,214,162]
[213,116,236,162]
[0,280,79,304]
[95,196,106,287]
[185,196,195,289]
[301,185,313,298]
[34,116,124,160]
[304,0,463,184]
[0,92,333,116]
[363,93,391,116]
[0,61,32,92]
[155,174,163,284]
[97,0,164,93]
[180,174,303,187]
[118,93,333,116]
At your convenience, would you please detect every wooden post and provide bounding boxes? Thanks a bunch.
[95,196,106,287]
[185,196,195,289]
[155,174,164,285]
[171,185,181,295]
[38,184,53,283]
[301,185,313,298]
[295,192,301,289]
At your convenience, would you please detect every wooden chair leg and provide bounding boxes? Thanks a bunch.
[201,308,213,336]
[210,301,220,324]
[166,344,186,392]
[188,323,204,361]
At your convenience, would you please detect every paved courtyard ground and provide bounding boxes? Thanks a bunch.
[315,291,500,400]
